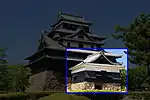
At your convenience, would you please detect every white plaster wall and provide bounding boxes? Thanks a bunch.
[71,64,122,74]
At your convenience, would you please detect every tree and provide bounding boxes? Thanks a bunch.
[0,48,31,92]
[112,13,150,77]
[0,48,8,91]
[128,66,148,90]
[120,68,126,89]
[6,64,31,92]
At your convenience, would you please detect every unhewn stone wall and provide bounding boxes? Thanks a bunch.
[26,70,65,92]
[71,82,95,90]
[26,70,47,92]
[43,70,61,91]
[69,82,121,91]
[102,83,121,91]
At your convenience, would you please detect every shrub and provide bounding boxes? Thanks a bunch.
[0,91,53,100]
[128,91,150,100]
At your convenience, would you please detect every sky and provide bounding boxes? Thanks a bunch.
[104,49,128,70]
[0,0,150,68]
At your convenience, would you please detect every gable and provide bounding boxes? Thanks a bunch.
[92,56,114,65]
[83,52,121,65]
[65,28,94,41]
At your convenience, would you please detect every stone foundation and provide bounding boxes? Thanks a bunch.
[71,82,95,90]
[26,70,65,92]
[70,82,121,91]
[102,83,121,91]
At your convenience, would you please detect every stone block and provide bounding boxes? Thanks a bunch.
[71,82,95,90]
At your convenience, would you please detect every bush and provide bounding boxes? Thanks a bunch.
[0,91,53,100]
[38,93,90,100]
[128,91,150,100]
[1,91,150,100]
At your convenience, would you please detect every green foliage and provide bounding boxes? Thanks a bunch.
[120,68,126,89]
[0,48,8,91]
[0,91,53,100]
[5,65,32,92]
[112,13,150,75]
[128,66,150,90]
[0,47,31,92]
[1,92,150,100]
[129,91,150,100]
[0,48,7,64]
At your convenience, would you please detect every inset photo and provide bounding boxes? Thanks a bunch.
[65,48,128,94]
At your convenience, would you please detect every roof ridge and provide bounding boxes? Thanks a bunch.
[59,12,83,18]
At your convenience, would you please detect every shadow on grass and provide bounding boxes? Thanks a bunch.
[38,92,90,100]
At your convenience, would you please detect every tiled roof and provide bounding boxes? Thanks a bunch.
[53,28,106,40]
[42,34,64,48]
[58,12,92,25]
[25,34,65,60]
[70,63,124,74]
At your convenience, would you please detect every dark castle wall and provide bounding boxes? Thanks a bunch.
[62,40,93,48]
[71,71,121,84]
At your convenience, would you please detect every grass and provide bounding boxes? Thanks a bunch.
[38,93,90,100]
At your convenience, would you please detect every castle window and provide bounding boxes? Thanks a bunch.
[67,42,70,47]
[79,42,83,48]
[72,75,77,82]
[91,44,94,48]
[63,23,71,30]
[84,27,89,32]
[71,25,78,30]
[78,35,84,39]
[97,44,101,48]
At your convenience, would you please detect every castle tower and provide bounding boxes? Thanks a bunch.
[25,12,106,92]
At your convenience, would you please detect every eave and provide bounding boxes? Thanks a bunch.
[88,34,106,40]
[61,18,92,25]
[70,63,125,74]
[52,29,75,34]
[51,20,90,28]
[58,12,92,24]
[25,55,83,67]
[24,56,46,67]
[25,46,65,60]
[66,49,123,58]
[51,28,106,41]
[59,37,105,45]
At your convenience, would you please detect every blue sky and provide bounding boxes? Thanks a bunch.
[104,49,128,70]
[0,0,150,68]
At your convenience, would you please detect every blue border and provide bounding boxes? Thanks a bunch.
[65,48,128,95]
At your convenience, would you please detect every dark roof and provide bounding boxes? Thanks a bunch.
[25,34,65,60]
[60,37,105,45]
[65,27,94,41]
[42,34,64,48]
[51,20,89,28]
[53,28,106,40]
[57,12,92,25]
[25,46,65,60]
[88,34,106,40]
[53,29,75,34]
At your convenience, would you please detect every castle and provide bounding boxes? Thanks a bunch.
[25,12,107,91]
